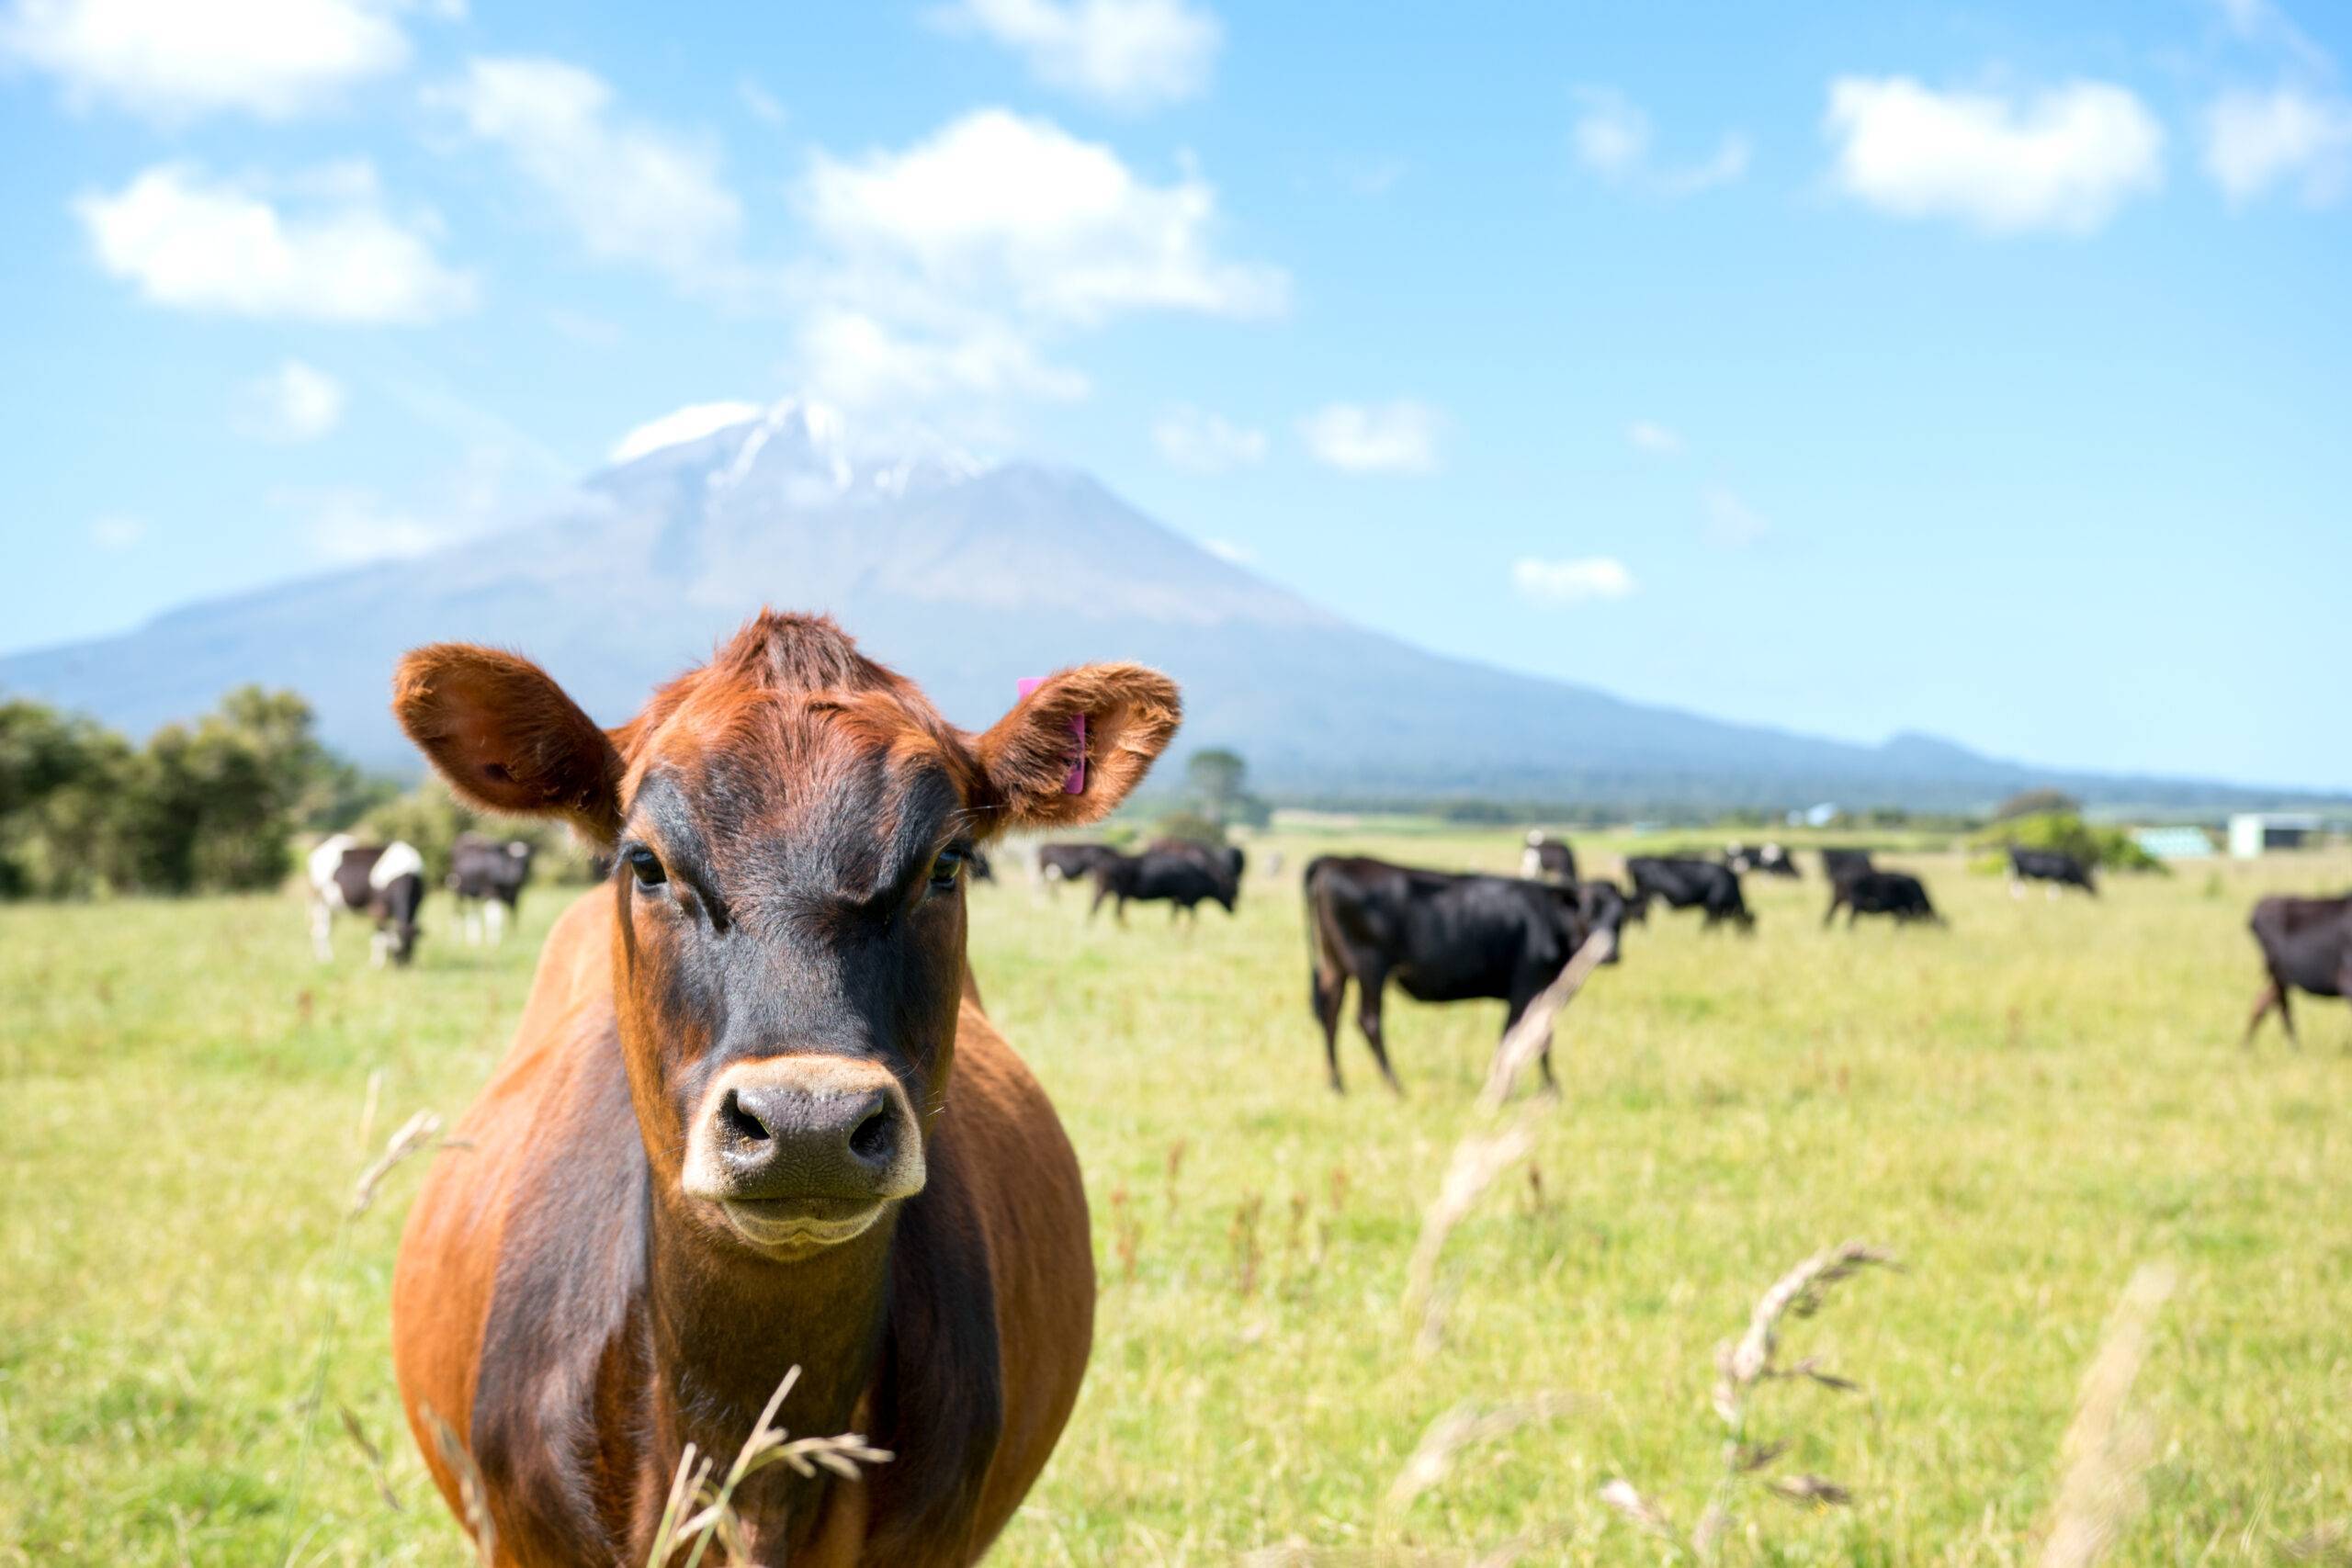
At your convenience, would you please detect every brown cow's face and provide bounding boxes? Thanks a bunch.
[609,691,980,1260]
[393,611,1180,1265]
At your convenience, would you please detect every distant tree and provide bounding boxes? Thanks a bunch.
[0,699,136,897]
[1152,808,1227,847]
[1994,788,2081,822]
[1182,747,1271,829]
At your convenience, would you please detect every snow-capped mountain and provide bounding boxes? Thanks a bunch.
[0,400,2324,811]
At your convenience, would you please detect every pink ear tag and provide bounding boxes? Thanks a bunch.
[1018,678,1087,794]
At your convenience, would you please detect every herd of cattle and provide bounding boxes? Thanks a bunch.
[285,617,2352,1567]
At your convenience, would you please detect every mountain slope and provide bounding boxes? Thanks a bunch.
[3,401,2329,812]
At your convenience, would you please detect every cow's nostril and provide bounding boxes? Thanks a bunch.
[848,1102,893,1164]
[719,1089,770,1145]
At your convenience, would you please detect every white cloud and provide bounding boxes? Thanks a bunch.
[236,358,345,441]
[2203,85,2352,205]
[1152,405,1265,474]
[737,74,786,126]
[88,513,145,552]
[1626,420,1682,455]
[74,162,474,322]
[0,0,418,120]
[1702,484,1769,548]
[797,306,1090,411]
[607,400,763,465]
[1512,556,1635,605]
[931,0,1219,111]
[1299,400,1441,475]
[804,108,1285,324]
[1202,536,1254,565]
[299,489,447,563]
[433,57,743,288]
[1572,85,1748,196]
[1823,75,2165,234]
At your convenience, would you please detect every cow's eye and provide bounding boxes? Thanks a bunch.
[928,847,966,893]
[626,846,667,887]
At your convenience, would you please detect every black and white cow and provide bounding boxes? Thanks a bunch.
[2008,846,2098,898]
[1521,831,1577,885]
[1625,856,1756,931]
[447,833,535,945]
[309,834,426,966]
[1823,869,1944,927]
[1304,855,1603,1093]
[1724,841,1799,877]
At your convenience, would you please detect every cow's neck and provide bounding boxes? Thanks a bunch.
[641,1190,898,1558]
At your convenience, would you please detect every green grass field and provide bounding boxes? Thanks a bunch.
[4,832,2349,1564]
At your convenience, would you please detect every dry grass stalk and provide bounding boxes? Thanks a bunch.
[1109,1184,1141,1283]
[643,1364,895,1568]
[1164,1137,1189,1217]
[1715,1241,1897,1421]
[349,1109,445,1219]
[420,1403,494,1568]
[1599,1477,1679,1541]
[1385,1393,1578,1514]
[2281,1522,2352,1563]
[1399,1114,1534,1347]
[336,1403,402,1513]
[2035,1263,2176,1568]
[1476,930,1613,1111]
[1230,1193,1265,1296]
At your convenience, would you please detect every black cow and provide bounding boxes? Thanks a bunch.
[308,834,426,966]
[2009,846,2098,898]
[1824,869,1943,927]
[447,833,534,945]
[1625,856,1755,930]
[1304,855,1600,1094]
[1520,832,1577,885]
[1148,837,1247,893]
[1037,841,1122,894]
[2243,894,2352,1048]
[1575,878,1641,957]
[1090,850,1237,924]
[1724,841,1799,877]
[1820,847,1875,889]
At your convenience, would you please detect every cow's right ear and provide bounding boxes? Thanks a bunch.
[392,644,626,847]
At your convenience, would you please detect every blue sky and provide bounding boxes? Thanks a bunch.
[3,0,2346,786]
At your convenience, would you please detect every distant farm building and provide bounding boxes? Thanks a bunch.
[2228,813,2322,859]
[2132,827,2214,862]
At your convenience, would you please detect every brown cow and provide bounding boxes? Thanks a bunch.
[386,611,1179,1566]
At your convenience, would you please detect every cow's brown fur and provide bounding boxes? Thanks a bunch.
[387,611,1177,1565]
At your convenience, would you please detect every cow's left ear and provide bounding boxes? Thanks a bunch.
[973,663,1180,831]
[392,644,627,847]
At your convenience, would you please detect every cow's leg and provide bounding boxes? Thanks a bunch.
[487,899,508,944]
[1822,894,1842,929]
[1312,965,1350,1092]
[1503,996,1558,1095]
[1353,967,1403,1095]
[310,901,334,962]
[2010,878,2024,900]
[1088,882,1111,922]
[369,926,390,969]
[2242,979,2281,1048]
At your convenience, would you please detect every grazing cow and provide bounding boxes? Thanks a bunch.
[1819,847,1875,889]
[1724,841,1799,877]
[1304,856,1600,1093]
[1565,879,1638,963]
[1823,869,1944,927]
[1036,841,1121,894]
[1090,849,1236,923]
[386,611,1179,1566]
[309,834,426,966]
[1521,831,1577,885]
[447,833,535,945]
[1147,837,1247,888]
[2242,893,2352,1049]
[2009,846,2098,898]
[1625,856,1755,931]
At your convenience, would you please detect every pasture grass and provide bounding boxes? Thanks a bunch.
[1,832,2347,1564]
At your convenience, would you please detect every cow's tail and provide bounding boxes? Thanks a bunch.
[1302,857,1345,1002]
